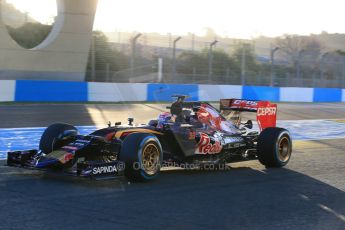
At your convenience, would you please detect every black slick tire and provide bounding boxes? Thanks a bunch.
[119,133,163,182]
[257,127,292,167]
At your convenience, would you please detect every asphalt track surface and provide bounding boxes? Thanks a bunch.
[0,103,345,230]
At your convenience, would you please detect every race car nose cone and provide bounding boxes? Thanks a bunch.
[35,157,59,168]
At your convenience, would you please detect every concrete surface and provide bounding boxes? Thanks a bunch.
[0,102,344,230]
[0,0,98,81]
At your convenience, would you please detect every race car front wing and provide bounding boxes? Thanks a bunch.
[7,150,125,179]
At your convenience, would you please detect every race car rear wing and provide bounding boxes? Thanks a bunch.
[220,99,277,131]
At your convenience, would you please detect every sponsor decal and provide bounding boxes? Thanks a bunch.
[195,133,222,154]
[62,146,78,151]
[233,100,258,106]
[75,140,90,143]
[92,165,118,175]
[63,153,74,163]
[73,141,89,147]
[256,102,277,130]
[223,136,244,144]
[228,99,259,111]
[257,107,277,116]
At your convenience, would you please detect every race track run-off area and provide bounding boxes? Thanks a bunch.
[1,119,345,159]
[1,103,345,230]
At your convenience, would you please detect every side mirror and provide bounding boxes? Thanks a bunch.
[244,120,253,129]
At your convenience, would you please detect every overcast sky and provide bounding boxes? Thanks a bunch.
[6,0,345,38]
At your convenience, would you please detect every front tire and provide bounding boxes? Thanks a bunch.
[257,127,292,167]
[39,123,78,154]
[119,133,163,182]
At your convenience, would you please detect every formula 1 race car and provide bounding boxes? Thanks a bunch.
[7,95,292,181]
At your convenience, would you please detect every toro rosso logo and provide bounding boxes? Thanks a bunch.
[92,165,117,175]
[195,133,222,154]
[257,107,277,116]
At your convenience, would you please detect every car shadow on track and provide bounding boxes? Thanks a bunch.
[1,161,345,230]
[0,160,345,229]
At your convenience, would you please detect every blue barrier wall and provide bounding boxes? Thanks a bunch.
[1,80,344,102]
[313,88,342,102]
[15,80,88,102]
[147,84,198,101]
[242,86,280,101]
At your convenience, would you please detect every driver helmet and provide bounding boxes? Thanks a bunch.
[157,112,172,128]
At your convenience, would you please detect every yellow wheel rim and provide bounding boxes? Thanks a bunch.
[141,143,160,175]
[277,136,291,162]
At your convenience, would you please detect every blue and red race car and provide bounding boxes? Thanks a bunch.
[7,95,292,181]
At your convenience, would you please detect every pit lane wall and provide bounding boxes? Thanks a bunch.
[0,80,344,102]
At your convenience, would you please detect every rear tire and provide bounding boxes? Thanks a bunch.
[257,127,292,167]
[39,123,78,154]
[119,133,163,182]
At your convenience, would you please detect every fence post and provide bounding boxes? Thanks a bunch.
[91,35,95,81]
[241,44,246,85]
[130,33,142,79]
[158,58,163,82]
[106,63,110,82]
